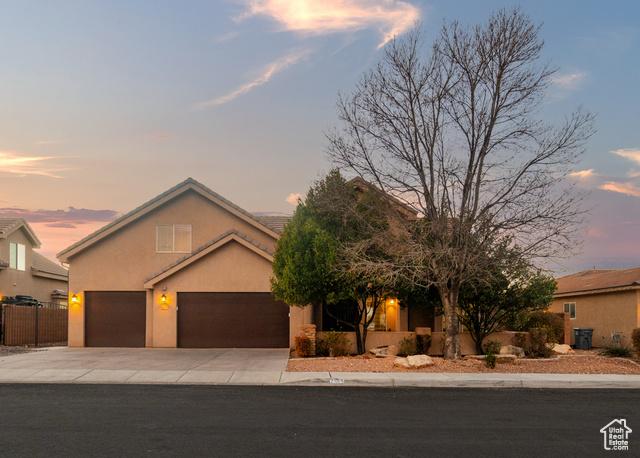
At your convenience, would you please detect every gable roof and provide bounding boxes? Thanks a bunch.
[57,178,280,262]
[349,177,419,221]
[31,252,68,280]
[0,218,41,248]
[143,229,274,288]
[555,267,640,296]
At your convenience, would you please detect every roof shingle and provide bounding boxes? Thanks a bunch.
[555,268,640,295]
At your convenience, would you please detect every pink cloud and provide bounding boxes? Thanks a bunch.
[286,193,303,205]
[599,181,640,198]
[0,207,118,225]
[240,0,421,49]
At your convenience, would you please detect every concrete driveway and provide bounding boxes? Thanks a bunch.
[0,347,290,372]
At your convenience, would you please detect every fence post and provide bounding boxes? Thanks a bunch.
[34,305,39,347]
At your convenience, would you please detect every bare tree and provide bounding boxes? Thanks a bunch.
[327,8,595,359]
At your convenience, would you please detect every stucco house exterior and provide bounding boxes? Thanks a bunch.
[550,268,640,347]
[57,178,310,348]
[0,218,68,305]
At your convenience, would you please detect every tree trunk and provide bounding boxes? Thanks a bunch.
[439,288,461,359]
[475,336,484,356]
[354,323,364,355]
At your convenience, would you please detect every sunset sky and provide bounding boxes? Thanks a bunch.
[1,0,639,275]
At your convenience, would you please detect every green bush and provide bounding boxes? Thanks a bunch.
[294,335,312,358]
[632,328,640,355]
[399,337,418,357]
[315,338,330,357]
[600,342,634,358]
[529,328,553,358]
[483,340,502,355]
[416,334,432,354]
[513,332,527,351]
[322,331,351,357]
[485,353,497,369]
[519,311,565,344]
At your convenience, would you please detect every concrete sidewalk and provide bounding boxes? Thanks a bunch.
[0,347,639,388]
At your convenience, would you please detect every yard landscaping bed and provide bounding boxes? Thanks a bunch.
[0,346,33,357]
[287,350,640,375]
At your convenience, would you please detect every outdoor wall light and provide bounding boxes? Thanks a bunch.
[161,294,167,303]
[71,294,78,304]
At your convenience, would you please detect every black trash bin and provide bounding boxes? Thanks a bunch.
[574,328,594,350]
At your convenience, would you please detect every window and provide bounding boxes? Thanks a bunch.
[9,242,25,271]
[156,225,192,253]
[564,302,576,319]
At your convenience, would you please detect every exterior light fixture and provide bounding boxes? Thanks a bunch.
[71,294,78,304]
[161,294,167,303]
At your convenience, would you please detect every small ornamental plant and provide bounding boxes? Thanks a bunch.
[416,334,432,354]
[294,335,312,358]
[323,331,351,357]
[398,337,418,357]
[483,340,502,369]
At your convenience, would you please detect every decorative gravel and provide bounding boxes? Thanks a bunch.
[0,346,33,357]
[287,350,640,375]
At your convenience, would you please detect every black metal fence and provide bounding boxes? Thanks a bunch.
[1,303,68,347]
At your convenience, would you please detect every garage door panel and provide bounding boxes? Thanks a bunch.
[178,292,289,348]
[85,291,146,347]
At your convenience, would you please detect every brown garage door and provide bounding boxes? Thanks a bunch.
[177,292,289,348]
[85,291,146,347]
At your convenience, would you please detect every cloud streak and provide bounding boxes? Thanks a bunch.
[240,0,420,48]
[568,169,597,179]
[194,48,311,109]
[0,207,119,229]
[611,148,640,166]
[0,151,67,178]
[551,72,586,90]
[599,181,640,198]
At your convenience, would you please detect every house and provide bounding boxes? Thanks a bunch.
[57,178,310,348]
[550,268,640,347]
[0,218,68,305]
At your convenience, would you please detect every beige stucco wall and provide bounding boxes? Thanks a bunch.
[66,189,280,348]
[550,289,639,347]
[0,229,67,303]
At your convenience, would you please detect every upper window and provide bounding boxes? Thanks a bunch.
[156,225,192,253]
[9,242,26,271]
[563,302,576,319]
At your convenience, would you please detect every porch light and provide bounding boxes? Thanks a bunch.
[161,294,167,303]
[71,294,78,304]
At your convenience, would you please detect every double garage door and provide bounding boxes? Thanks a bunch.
[84,291,289,348]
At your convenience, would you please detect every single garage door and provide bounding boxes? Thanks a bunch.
[177,292,289,348]
[85,291,146,347]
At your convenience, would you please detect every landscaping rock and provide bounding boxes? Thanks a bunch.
[385,345,399,356]
[500,345,525,357]
[370,345,399,357]
[552,344,574,355]
[394,355,434,369]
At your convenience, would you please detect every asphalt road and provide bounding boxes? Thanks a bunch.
[0,384,636,457]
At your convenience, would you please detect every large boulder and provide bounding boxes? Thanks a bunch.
[394,355,434,369]
[500,345,525,357]
[552,344,574,355]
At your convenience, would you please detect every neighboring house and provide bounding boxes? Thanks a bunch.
[550,268,640,347]
[0,218,68,305]
[57,178,310,348]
